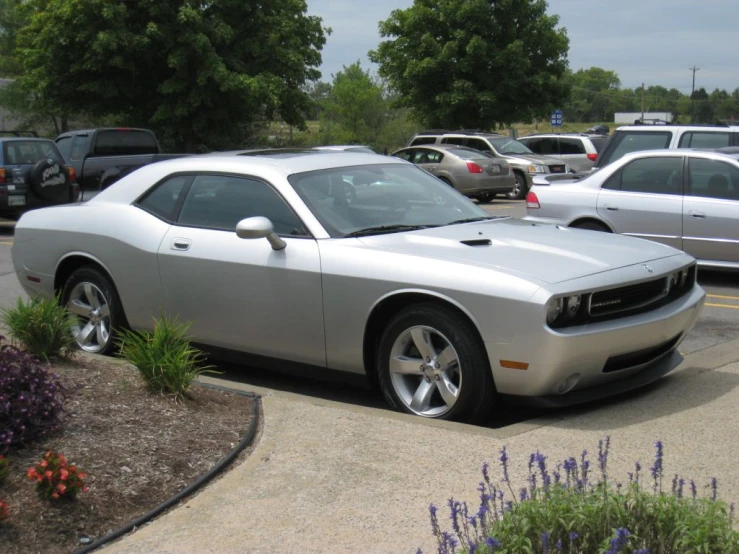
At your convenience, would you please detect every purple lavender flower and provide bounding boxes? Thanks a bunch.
[440,532,458,554]
[467,540,478,554]
[677,478,685,499]
[555,539,562,553]
[553,463,562,485]
[448,498,461,536]
[651,441,664,493]
[429,504,441,545]
[635,461,642,485]
[690,479,697,500]
[500,446,510,484]
[711,477,718,501]
[671,473,678,495]
[541,532,551,554]
[598,436,611,481]
[519,488,529,501]
[528,452,536,474]
[486,537,501,550]
[569,532,579,543]
[730,503,735,522]
[605,527,631,554]
[482,462,490,485]
[634,550,651,554]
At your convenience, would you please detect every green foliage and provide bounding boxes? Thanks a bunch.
[0,0,24,76]
[369,0,569,129]
[14,0,329,151]
[426,439,739,554]
[117,315,218,399]
[3,296,76,361]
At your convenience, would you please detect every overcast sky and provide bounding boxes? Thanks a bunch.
[306,0,739,93]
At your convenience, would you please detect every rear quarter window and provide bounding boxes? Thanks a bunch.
[93,130,159,156]
[409,136,437,146]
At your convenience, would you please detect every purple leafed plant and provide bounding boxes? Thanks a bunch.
[0,339,66,454]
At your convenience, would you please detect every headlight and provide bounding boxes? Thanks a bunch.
[565,295,581,317]
[546,297,563,324]
[527,164,546,173]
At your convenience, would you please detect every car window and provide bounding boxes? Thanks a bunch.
[409,137,437,146]
[92,129,159,156]
[2,140,64,165]
[392,149,414,161]
[55,136,72,160]
[612,157,683,195]
[598,131,672,166]
[70,135,92,160]
[589,136,608,153]
[412,149,443,164]
[137,175,191,222]
[678,132,731,149]
[288,163,490,238]
[440,136,467,146]
[688,158,739,201]
[558,138,586,155]
[465,138,493,153]
[177,174,308,236]
[487,138,534,155]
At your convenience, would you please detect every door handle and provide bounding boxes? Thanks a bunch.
[171,238,192,251]
[690,211,706,219]
[605,205,619,211]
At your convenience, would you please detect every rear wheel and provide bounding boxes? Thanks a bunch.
[571,220,610,232]
[478,191,496,204]
[505,172,528,200]
[61,267,125,355]
[438,177,454,188]
[376,303,495,423]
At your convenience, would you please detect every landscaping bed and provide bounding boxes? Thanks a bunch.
[0,354,257,554]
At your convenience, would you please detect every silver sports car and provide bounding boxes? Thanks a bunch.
[12,150,705,422]
[524,149,739,270]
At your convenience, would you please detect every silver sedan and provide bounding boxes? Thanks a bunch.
[523,149,739,270]
[12,151,704,422]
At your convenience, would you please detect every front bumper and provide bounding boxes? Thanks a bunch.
[486,284,705,404]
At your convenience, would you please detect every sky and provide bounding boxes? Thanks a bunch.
[306,0,739,93]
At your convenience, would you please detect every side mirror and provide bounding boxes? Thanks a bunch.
[235,216,286,251]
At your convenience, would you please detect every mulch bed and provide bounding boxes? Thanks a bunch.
[0,355,257,554]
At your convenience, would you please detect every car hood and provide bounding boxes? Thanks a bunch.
[502,153,563,166]
[356,218,679,284]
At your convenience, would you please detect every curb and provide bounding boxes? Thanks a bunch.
[74,384,262,554]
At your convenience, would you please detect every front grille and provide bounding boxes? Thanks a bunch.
[549,164,566,173]
[602,335,680,373]
[589,277,667,317]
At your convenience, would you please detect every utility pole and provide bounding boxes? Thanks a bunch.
[641,83,645,122]
[689,66,700,123]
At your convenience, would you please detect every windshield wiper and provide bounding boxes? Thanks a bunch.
[343,224,437,238]
[446,216,501,226]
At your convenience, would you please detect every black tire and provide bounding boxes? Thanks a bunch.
[571,220,610,232]
[438,177,454,188]
[505,172,528,200]
[28,158,70,201]
[478,191,496,204]
[60,266,126,355]
[376,302,495,423]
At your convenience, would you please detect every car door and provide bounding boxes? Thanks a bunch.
[596,156,684,250]
[156,173,326,366]
[682,156,739,263]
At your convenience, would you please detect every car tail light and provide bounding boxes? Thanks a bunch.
[0,168,5,184]
[115,127,133,131]
[587,153,598,161]
[71,182,81,202]
[526,191,540,209]
[466,162,484,174]
[66,165,77,183]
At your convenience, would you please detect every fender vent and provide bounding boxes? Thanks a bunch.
[460,239,492,247]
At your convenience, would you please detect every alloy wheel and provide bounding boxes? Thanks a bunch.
[66,282,112,353]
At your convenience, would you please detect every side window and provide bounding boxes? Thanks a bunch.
[55,137,72,160]
[535,138,558,155]
[519,138,538,152]
[688,158,739,201]
[426,150,444,163]
[70,135,92,160]
[599,131,672,166]
[619,157,683,195]
[558,138,586,155]
[440,136,467,146]
[602,170,622,191]
[409,137,437,146]
[137,175,191,222]
[392,150,414,161]
[466,138,493,153]
[177,174,308,236]
[678,132,731,149]
[411,149,435,164]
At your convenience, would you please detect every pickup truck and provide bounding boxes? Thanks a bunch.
[54,128,191,200]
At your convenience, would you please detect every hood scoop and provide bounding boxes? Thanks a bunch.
[460,238,492,247]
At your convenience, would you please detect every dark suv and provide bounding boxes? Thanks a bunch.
[0,137,80,220]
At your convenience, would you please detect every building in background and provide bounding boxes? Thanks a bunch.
[614,112,674,124]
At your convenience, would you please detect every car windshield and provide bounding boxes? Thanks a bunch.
[488,138,534,155]
[288,163,495,237]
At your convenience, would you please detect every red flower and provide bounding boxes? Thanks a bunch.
[60,468,69,481]
[57,484,66,494]
[44,470,53,479]
[40,460,48,468]
[27,468,38,480]
[51,492,60,500]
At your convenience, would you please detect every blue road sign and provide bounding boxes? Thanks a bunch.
[551,109,563,127]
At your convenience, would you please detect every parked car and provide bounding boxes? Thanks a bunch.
[523,149,739,270]
[0,137,80,220]
[518,133,609,173]
[12,151,704,423]
[390,144,514,202]
[586,124,610,135]
[592,124,739,171]
[313,145,377,154]
[406,130,571,200]
[54,128,191,200]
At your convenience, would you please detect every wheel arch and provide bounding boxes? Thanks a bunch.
[569,217,614,232]
[362,289,487,389]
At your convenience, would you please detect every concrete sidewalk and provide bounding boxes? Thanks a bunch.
[103,340,739,554]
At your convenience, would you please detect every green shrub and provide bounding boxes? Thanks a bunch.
[422,438,739,554]
[3,296,76,360]
[117,315,218,399]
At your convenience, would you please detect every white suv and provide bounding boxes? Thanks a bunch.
[518,133,609,173]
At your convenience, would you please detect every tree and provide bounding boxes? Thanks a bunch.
[320,62,387,145]
[564,67,621,122]
[14,0,328,151]
[369,0,569,130]
[0,0,24,76]
[690,88,712,123]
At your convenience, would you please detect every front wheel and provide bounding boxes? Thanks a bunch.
[376,303,495,423]
[505,173,528,200]
[61,267,125,355]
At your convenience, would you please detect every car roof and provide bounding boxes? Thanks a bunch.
[614,124,739,132]
[0,137,54,143]
[312,145,373,150]
[398,144,488,154]
[619,148,739,163]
